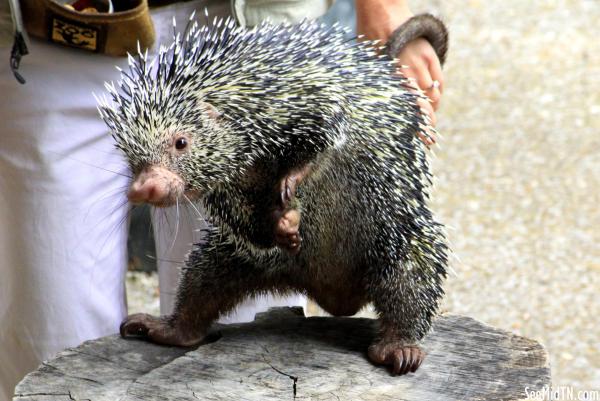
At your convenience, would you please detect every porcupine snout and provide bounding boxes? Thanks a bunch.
[127,165,184,207]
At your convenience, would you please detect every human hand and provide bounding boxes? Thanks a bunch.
[395,37,444,145]
[396,37,443,107]
[356,1,445,144]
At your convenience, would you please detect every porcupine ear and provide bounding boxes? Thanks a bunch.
[200,101,222,120]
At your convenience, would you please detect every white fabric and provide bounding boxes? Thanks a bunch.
[0,1,305,399]
[153,205,306,322]
[0,37,130,401]
[233,0,334,27]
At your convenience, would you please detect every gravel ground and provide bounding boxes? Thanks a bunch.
[429,0,600,390]
[127,0,599,391]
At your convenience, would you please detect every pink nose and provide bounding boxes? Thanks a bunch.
[127,166,183,206]
[127,178,168,204]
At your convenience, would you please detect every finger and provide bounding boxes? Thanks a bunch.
[395,60,418,81]
[425,85,441,111]
[405,63,439,126]
[418,98,437,127]
[429,56,444,95]
[417,99,437,147]
[421,78,441,111]
[400,69,437,131]
[412,65,442,112]
[412,58,432,95]
[427,59,444,110]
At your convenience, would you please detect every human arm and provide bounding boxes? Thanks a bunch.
[356,0,444,132]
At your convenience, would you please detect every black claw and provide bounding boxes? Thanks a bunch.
[394,352,403,375]
[121,322,142,338]
[119,315,152,339]
[407,359,414,374]
[400,360,408,375]
[416,353,424,371]
[280,189,287,207]
[410,357,419,373]
[409,349,424,373]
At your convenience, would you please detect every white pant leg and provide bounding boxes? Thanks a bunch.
[151,1,307,323]
[153,204,307,322]
[0,5,219,398]
[153,202,307,322]
[0,42,130,400]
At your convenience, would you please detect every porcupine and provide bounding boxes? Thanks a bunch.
[98,13,449,375]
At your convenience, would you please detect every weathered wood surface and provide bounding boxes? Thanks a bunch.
[14,307,550,401]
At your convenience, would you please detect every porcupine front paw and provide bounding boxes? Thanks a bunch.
[368,340,425,375]
[120,313,205,347]
[272,165,311,254]
[274,178,301,254]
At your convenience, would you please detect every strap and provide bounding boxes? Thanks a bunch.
[8,0,28,83]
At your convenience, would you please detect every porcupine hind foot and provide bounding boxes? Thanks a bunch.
[120,314,206,347]
[121,230,285,347]
[272,164,312,254]
[368,340,425,375]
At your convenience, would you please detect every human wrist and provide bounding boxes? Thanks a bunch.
[393,1,413,26]
[356,0,413,42]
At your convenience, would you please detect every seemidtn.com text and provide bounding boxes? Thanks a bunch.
[525,386,600,401]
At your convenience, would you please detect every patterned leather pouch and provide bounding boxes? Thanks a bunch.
[19,0,154,56]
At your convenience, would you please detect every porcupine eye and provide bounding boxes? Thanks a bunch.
[175,137,188,150]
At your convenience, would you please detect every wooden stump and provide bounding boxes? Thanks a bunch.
[14,307,550,401]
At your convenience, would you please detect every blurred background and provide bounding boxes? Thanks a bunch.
[126,0,600,390]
